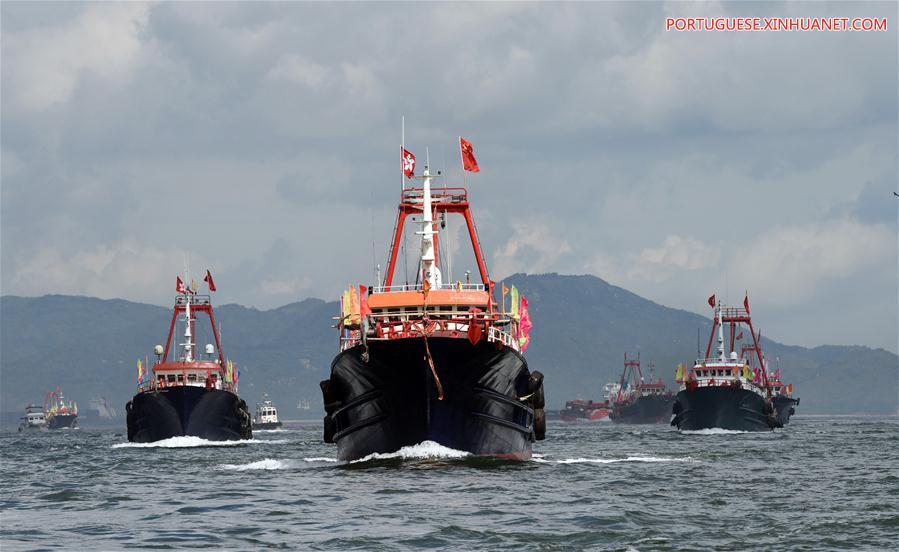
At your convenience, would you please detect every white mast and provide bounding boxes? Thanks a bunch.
[417,165,442,289]
[182,282,194,362]
[716,302,725,361]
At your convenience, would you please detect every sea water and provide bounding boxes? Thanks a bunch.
[1,416,896,550]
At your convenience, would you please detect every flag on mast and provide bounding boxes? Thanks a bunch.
[460,137,480,172]
[204,270,217,292]
[707,293,716,308]
[176,276,187,294]
[518,295,532,352]
[401,147,416,178]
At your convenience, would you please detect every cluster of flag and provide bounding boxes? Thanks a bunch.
[401,137,480,179]
[501,283,532,352]
[707,292,751,313]
[224,359,238,384]
[177,270,217,294]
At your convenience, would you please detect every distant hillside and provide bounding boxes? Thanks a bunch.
[1,274,896,420]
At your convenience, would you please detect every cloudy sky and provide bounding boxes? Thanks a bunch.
[2,2,896,352]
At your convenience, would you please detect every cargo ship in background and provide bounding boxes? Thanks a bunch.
[609,354,674,424]
[253,394,283,430]
[320,138,545,461]
[126,274,252,442]
[45,388,78,429]
[671,294,783,431]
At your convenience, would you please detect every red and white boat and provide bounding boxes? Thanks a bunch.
[125,276,252,442]
[320,140,545,461]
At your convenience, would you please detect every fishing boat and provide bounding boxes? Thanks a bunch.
[125,275,252,442]
[559,399,611,422]
[671,294,782,431]
[253,394,283,430]
[18,404,47,432]
[44,388,78,429]
[609,354,675,424]
[753,353,799,425]
[320,140,545,461]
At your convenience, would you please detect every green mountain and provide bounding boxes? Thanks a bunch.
[1,274,895,418]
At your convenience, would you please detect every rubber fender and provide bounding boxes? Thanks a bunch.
[534,408,546,441]
[323,415,335,444]
[531,384,546,410]
[320,380,342,414]
[527,371,544,393]
[672,401,683,415]
[125,401,133,413]
[789,407,796,416]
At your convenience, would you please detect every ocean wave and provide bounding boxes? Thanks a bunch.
[680,428,750,435]
[351,441,469,463]
[218,458,291,471]
[533,455,695,464]
[302,457,339,463]
[111,436,288,448]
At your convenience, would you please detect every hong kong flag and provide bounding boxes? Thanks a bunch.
[460,137,480,172]
[401,147,416,179]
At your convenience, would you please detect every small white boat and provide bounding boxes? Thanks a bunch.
[253,395,283,430]
[18,404,47,432]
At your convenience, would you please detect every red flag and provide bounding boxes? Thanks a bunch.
[204,270,216,292]
[359,285,372,316]
[518,295,533,352]
[707,294,716,308]
[743,293,750,314]
[401,147,416,179]
[460,137,480,173]
[467,307,483,345]
[176,276,186,294]
[736,331,744,340]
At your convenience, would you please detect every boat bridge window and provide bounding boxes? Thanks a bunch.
[167,375,176,383]
[177,375,184,383]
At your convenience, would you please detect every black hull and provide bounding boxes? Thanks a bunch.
[672,387,781,431]
[324,338,537,461]
[773,395,800,425]
[126,387,252,442]
[47,414,77,430]
[611,395,675,424]
[253,421,283,430]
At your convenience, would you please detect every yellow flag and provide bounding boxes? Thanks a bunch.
[675,363,683,380]
[510,286,520,320]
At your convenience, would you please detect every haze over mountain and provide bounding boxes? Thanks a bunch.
[1,274,895,422]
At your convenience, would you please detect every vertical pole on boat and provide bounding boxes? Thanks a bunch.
[459,136,466,188]
[716,304,725,361]
[401,116,405,193]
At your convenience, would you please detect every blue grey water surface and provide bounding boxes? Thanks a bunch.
[1,416,897,551]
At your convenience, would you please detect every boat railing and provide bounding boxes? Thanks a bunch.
[685,376,766,396]
[371,283,486,293]
[401,186,468,205]
[487,326,520,350]
[175,294,212,306]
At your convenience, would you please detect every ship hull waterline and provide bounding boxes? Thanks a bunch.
[773,395,800,425]
[253,421,283,430]
[672,386,781,432]
[611,394,675,424]
[47,414,78,430]
[126,386,252,443]
[325,338,535,462]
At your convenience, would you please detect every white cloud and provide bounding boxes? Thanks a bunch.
[9,239,206,303]
[492,223,573,279]
[4,3,149,110]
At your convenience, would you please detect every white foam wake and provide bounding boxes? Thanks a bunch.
[352,440,469,463]
[219,458,291,471]
[302,457,339,463]
[112,436,288,448]
[533,455,695,464]
[680,428,750,435]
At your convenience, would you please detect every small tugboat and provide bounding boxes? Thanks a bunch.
[44,388,78,429]
[253,395,283,430]
[18,404,47,432]
[671,294,782,431]
[125,274,252,442]
[610,354,675,424]
[320,138,545,461]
